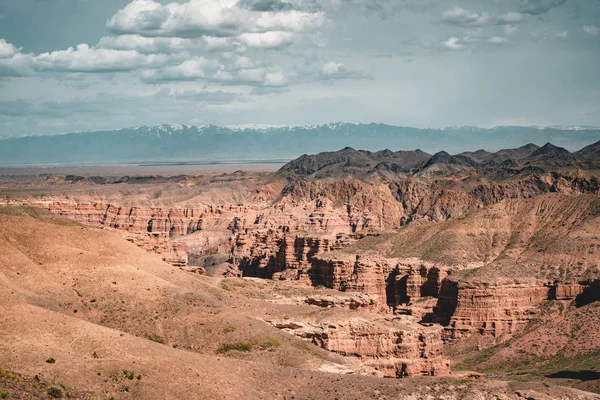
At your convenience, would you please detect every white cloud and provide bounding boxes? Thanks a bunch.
[317,61,371,80]
[238,31,295,48]
[442,36,466,50]
[107,0,325,38]
[556,30,568,39]
[504,25,520,35]
[442,7,490,27]
[487,36,508,45]
[98,35,200,54]
[497,12,524,24]
[139,55,288,87]
[583,25,599,37]
[0,39,19,58]
[0,53,34,77]
[322,62,346,75]
[33,44,171,73]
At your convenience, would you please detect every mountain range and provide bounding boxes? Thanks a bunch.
[278,141,600,179]
[1,123,600,165]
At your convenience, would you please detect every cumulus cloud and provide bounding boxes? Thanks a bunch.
[238,31,295,48]
[497,12,524,24]
[518,0,566,15]
[583,25,599,36]
[33,44,172,73]
[0,39,34,77]
[442,36,467,50]
[442,7,490,27]
[556,30,568,39]
[106,0,325,38]
[139,55,288,87]
[98,35,201,54]
[0,39,20,58]
[316,61,372,81]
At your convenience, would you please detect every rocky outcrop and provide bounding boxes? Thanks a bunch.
[433,279,592,343]
[309,254,394,302]
[268,315,450,378]
[233,230,369,281]
[123,232,188,267]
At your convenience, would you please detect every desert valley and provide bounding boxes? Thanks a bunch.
[3,0,600,398]
[1,139,600,399]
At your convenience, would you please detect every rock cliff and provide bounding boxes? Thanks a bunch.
[268,314,450,378]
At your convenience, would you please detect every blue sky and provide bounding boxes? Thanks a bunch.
[0,0,599,137]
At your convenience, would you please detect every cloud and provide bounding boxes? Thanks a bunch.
[0,39,20,58]
[0,38,181,76]
[518,0,566,15]
[442,7,490,27]
[317,61,370,80]
[442,36,467,50]
[106,0,325,38]
[238,31,295,48]
[497,12,524,24]
[166,89,241,104]
[139,55,289,87]
[33,44,171,73]
[487,36,508,45]
[98,35,202,54]
[556,30,568,39]
[583,25,599,36]
[0,39,34,77]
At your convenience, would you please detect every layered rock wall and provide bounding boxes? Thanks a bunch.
[269,316,450,378]
[433,279,592,342]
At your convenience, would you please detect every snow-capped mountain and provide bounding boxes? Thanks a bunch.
[1,123,600,165]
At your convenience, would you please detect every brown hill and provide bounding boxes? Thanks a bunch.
[1,207,596,399]
[339,193,600,281]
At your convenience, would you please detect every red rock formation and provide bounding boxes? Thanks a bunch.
[268,315,450,378]
[432,279,591,343]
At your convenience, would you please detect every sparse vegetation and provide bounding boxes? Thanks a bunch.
[46,385,65,398]
[0,367,21,381]
[46,358,56,364]
[0,391,8,399]
[217,342,253,353]
[217,336,281,354]
[122,370,135,380]
[144,333,166,344]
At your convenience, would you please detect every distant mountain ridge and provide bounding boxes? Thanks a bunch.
[278,140,600,179]
[1,123,600,165]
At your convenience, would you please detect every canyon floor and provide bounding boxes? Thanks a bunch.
[1,143,600,399]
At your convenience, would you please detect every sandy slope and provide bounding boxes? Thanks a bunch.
[0,207,597,399]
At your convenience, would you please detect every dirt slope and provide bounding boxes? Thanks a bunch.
[0,207,597,399]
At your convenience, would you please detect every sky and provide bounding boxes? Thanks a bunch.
[0,0,599,137]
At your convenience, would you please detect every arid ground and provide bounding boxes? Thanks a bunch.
[2,143,600,399]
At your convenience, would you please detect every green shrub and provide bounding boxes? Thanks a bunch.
[46,386,65,398]
[260,336,281,349]
[216,342,253,353]
[144,334,165,344]
[122,370,135,380]
[222,326,236,334]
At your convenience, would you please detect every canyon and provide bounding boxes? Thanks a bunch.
[2,142,600,398]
